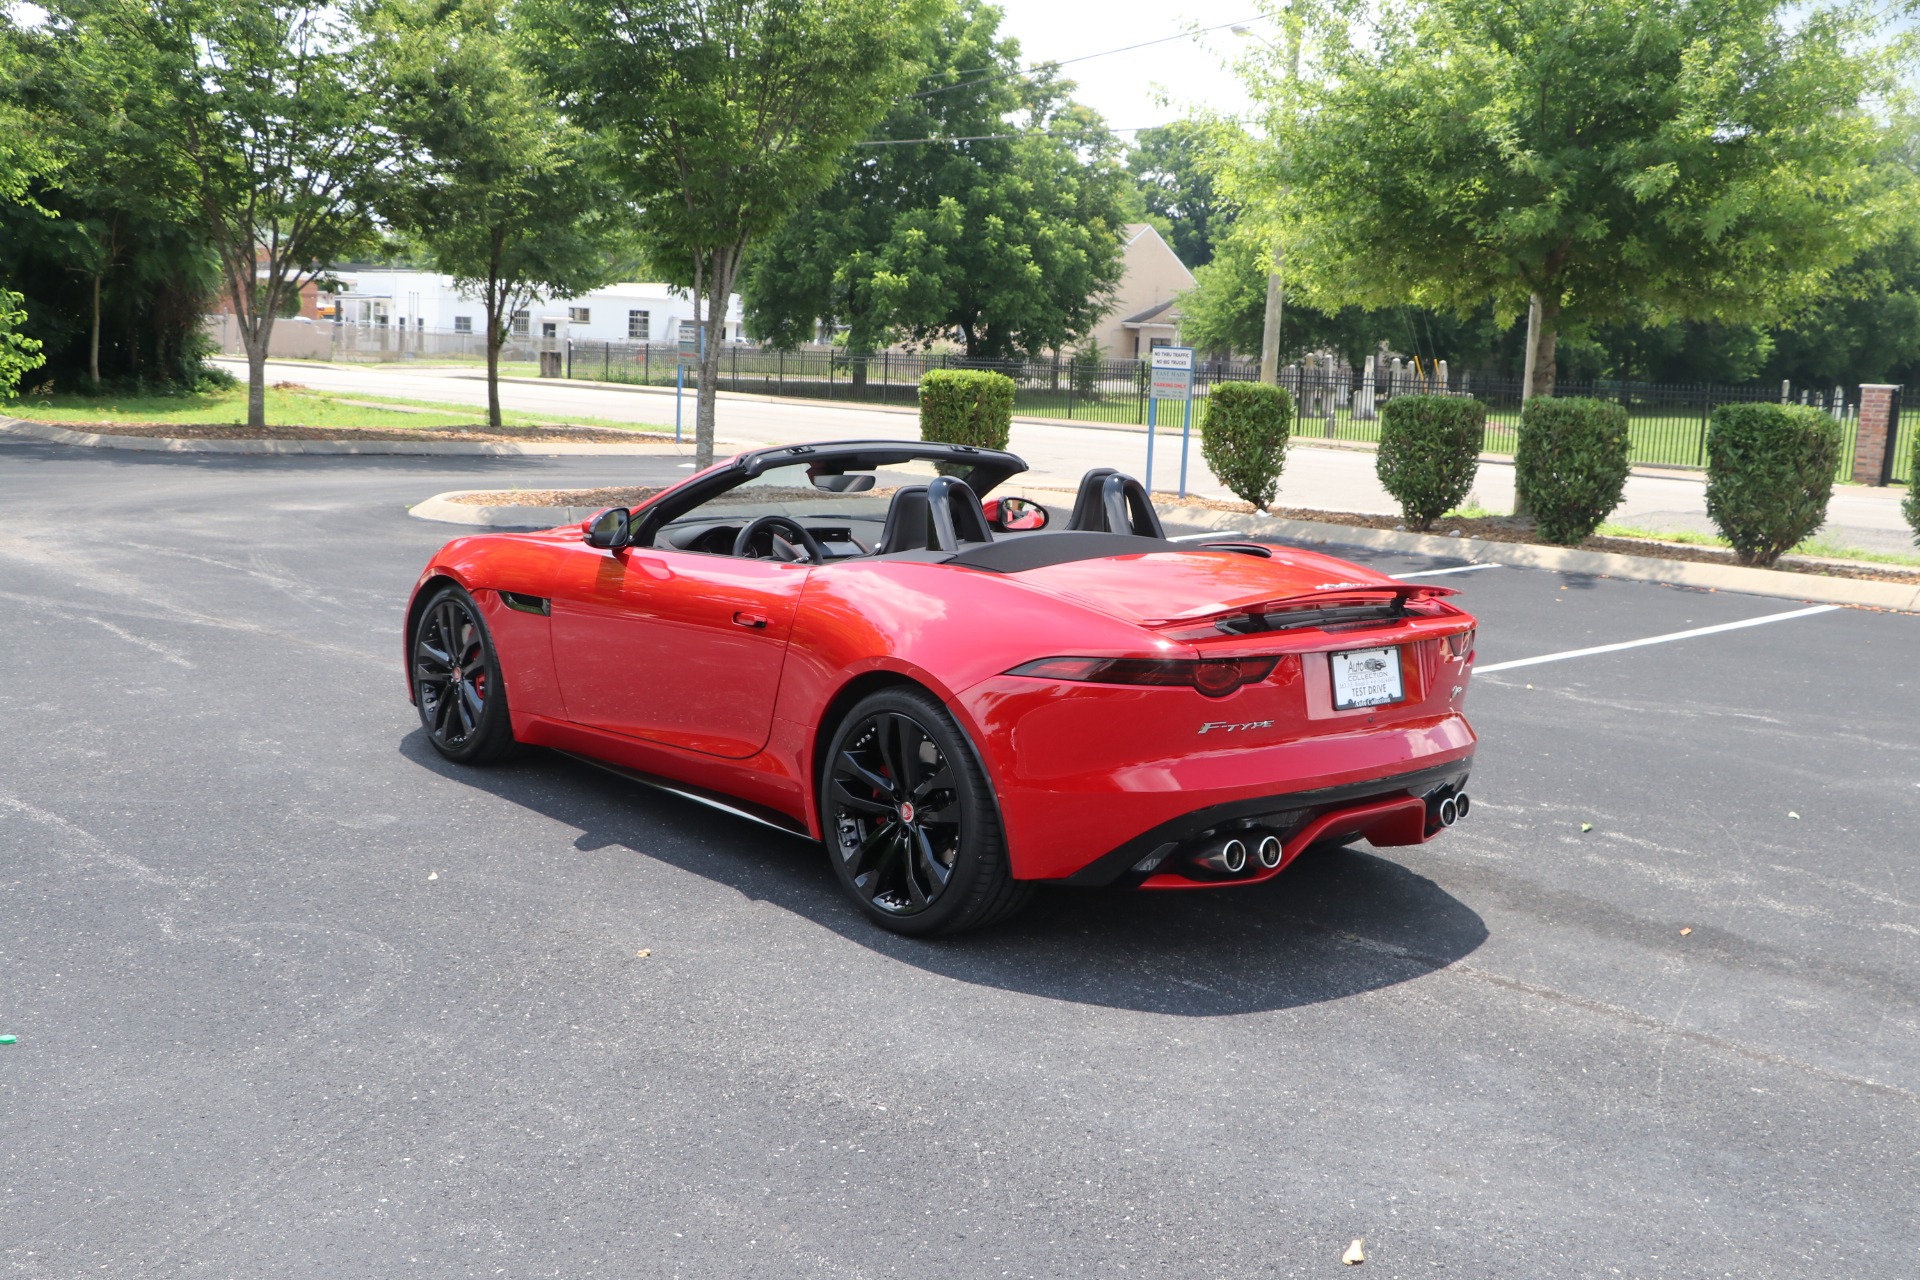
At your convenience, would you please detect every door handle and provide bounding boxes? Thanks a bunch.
[732,612,769,630]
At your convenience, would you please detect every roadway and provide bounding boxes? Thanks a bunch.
[219,357,1918,554]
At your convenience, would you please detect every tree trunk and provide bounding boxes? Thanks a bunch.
[1523,290,1559,400]
[88,273,103,388]
[245,333,267,428]
[694,246,742,470]
[486,327,503,430]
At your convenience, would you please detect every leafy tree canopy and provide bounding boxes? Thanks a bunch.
[49,0,386,424]
[1226,0,1906,396]
[1125,120,1228,268]
[369,0,628,427]
[737,0,1130,361]
[521,0,938,466]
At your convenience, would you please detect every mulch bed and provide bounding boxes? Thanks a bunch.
[1150,495,1920,585]
[17,418,669,444]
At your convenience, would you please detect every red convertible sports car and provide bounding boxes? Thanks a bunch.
[406,440,1478,934]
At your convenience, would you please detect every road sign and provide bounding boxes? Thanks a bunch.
[1149,345,1194,402]
[677,330,698,362]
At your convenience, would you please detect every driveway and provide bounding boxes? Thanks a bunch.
[2,439,1915,1277]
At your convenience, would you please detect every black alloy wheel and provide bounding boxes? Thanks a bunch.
[413,585,515,764]
[822,687,1030,935]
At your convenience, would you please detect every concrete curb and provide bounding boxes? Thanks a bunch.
[1155,504,1920,614]
[404,485,1920,613]
[0,417,688,457]
[409,491,594,527]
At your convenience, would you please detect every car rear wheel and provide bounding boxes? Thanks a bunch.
[822,687,1030,936]
[413,585,516,765]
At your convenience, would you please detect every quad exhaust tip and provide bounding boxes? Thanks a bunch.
[1255,834,1283,869]
[1437,791,1472,827]
[1192,836,1250,875]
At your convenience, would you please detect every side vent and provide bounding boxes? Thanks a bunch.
[499,591,550,617]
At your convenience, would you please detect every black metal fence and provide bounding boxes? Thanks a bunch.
[565,341,1260,427]
[561,339,1902,484]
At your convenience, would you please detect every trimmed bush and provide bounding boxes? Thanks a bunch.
[1515,397,1631,545]
[1376,394,1486,531]
[1903,429,1920,548]
[1705,403,1844,566]
[1201,381,1293,509]
[918,369,1014,456]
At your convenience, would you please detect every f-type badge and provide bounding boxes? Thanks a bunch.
[1198,719,1275,735]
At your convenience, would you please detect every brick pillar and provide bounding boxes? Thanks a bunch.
[1852,384,1899,485]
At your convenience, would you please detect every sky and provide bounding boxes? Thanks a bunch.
[988,0,1274,135]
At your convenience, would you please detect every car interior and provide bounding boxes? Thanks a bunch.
[575,443,1269,569]
[648,464,1189,565]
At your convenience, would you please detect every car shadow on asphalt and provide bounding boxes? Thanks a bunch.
[402,734,1488,1017]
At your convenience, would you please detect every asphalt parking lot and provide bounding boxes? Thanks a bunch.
[2,441,1916,1278]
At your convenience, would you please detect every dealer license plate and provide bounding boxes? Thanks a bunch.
[1330,647,1403,710]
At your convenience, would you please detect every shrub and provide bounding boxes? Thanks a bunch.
[1376,394,1486,531]
[1515,397,1631,544]
[1201,381,1294,509]
[1070,344,1103,402]
[1903,429,1920,548]
[918,369,1014,455]
[1705,403,1844,566]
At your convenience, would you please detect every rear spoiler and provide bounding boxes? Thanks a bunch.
[1153,582,1460,636]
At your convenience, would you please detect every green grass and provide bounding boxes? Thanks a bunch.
[10,384,661,433]
[1595,521,1920,566]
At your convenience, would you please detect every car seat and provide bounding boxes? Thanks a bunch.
[1065,468,1165,539]
[925,475,993,550]
[877,486,933,554]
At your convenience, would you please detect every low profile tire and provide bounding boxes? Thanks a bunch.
[412,585,516,765]
[821,687,1031,936]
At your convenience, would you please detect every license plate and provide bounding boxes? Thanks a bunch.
[1330,647,1403,710]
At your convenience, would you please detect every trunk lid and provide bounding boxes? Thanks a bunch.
[1009,546,1446,630]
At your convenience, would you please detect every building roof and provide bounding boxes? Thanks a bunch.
[1120,299,1181,326]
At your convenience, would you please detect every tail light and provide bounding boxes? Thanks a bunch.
[1445,629,1476,659]
[1007,656,1279,698]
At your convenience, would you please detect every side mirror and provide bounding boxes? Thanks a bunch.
[985,496,1049,532]
[584,506,632,549]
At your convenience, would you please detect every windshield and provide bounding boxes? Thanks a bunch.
[679,459,970,524]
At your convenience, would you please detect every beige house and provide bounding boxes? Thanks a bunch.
[1083,223,1196,360]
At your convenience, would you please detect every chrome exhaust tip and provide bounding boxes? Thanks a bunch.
[1438,796,1459,827]
[1254,834,1283,869]
[1220,838,1248,874]
[1454,792,1470,820]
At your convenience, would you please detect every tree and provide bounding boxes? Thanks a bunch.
[61,0,382,425]
[1126,121,1226,268]
[739,0,1129,367]
[522,0,938,467]
[369,0,626,429]
[1231,0,1900,397]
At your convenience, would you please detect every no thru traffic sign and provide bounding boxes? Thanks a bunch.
[1149,346,1194,402]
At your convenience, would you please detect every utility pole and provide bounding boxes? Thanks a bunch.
[1259,249,1282,384]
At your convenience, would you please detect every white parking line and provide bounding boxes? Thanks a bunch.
[1477,604,1841,674]
[1393,564,1501,580]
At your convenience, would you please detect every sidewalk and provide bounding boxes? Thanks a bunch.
[224,357,1916,556]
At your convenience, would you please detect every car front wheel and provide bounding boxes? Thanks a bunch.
[822,686,1030,936]
[412,584,516,765]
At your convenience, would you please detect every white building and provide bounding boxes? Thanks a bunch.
[324,268,746,344]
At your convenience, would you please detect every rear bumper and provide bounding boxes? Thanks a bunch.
[953,672,1476,883]
[1057,759,1472,888]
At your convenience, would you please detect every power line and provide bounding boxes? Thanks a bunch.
[907,15,1272,101]
[853,119,1249,148]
